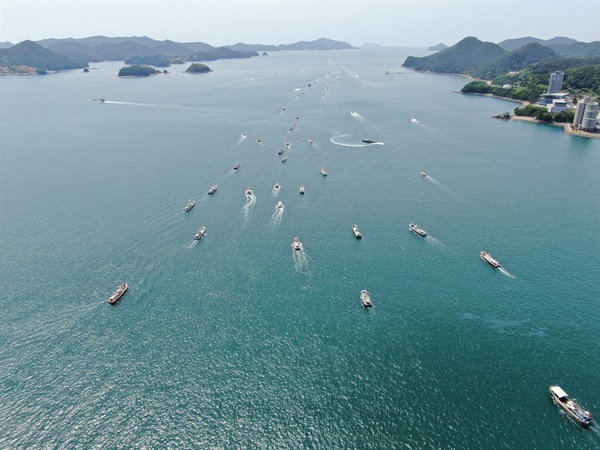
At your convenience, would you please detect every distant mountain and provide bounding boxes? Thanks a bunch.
[152,40,197,57]
[427,43,448,51]
[497,37,544,52]
[190,47,257,62]
[403,36,506,74]
[0,42,14,49]
[0,40,87,70]
[469,43,559,79]
[548,41,600,58]
[40,39,103,62]
[226,37,354,52]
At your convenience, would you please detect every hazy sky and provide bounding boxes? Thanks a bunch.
[2,1,599,47]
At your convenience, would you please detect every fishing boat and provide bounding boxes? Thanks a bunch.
[549,386,593,426]
[352,224,362,239]
[278,148,285,155]
[208,185,217,195]
[194,226,206,240]
[107,283,128,305]
[233,163,241,170]
[183,200,195,212]
[409,223,427,237]
[320,168,327,176]
[480,251,501,268]
[293,237,302,251]
[281,155,288,163]
[360,290,373,307]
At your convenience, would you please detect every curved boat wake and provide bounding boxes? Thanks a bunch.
[185,240,199,249]
[242,193,256,217]
[330,134,383,148]
[499,267,515,278]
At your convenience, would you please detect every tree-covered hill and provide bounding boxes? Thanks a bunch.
[469,43,559,80]
[0,40,87,70]
[402,36,507,74]
[117,65,160,77]
[190,47,257,62]
[185,63,212,73]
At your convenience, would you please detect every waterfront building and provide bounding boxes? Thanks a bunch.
[547,99,574,113]
[538,92,570,106]
[581,101,599,132]
[573,96,592,127]
[548,71,564,94]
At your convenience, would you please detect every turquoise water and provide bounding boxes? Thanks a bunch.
[1,48,599,448]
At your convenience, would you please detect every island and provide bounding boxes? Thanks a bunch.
[185,63,212,73]
[117,65,161,77]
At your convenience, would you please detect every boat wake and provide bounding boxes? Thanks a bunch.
[425,235,444,248]
[351,111,366,121]
[330,134,383,148]
[242,193,256,217]
[271,205,284,225]
[422,174,450,191]
[292,247,309,272]
[186,240,198,249]
[499,267,515,278]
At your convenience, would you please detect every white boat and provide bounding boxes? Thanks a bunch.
[307,138,314,144]
[409,223,427,237]
[245,187,253,196]
[550,386,593,426]
[276,201,284,209]
[299,184,305,195]
[320,168,327,176]
[420,171,428,178]
[194,226,206,240]
[208,185,217,195]
[292,237,302,251]
[183,200,195,212]
[274,182,280,190]
[256,137,261,143]
[352,224,362,239]
[481,251,501,268]
[233,163,241,170]
[360,290,373,307]
[281,155,288,163]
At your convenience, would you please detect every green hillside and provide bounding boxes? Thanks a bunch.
[470,43,559,80]
[402,37,507,74]
[0,40,87,71]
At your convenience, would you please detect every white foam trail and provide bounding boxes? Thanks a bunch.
[423,175,450,191]
[351,111,365,121]
[499,268,515,279]
[186,240,198,249]
[242,194,256,217]
[330,134,382,148]
[425,235,445,248]
[292,247,309,272]
[271,205,284,225]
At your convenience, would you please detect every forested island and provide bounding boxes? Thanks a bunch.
[117,65,163,77]
[185,63,211,73]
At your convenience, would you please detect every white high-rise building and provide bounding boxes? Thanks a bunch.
[548,71,564,94]
[581,102,599,132]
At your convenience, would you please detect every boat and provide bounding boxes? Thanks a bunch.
[308,138,314,144]
[233,163,241,170]
[352,224,362,239]
[208,185,217,195]
[276,201,284,209]
[274,183,280,190]
[409,223,427,237]
[194,226,206,240]
[183,200,195,212]
[293,237,302,251]
[245,187,253,196]
[420,172,428,178]
[320,168,327,176]
[256,137,261,143]
[107,283,128,305]
[281,155,288,163]
[299,184,305,195]
[362,138,378,144]
[278,148,285,155]
[241,132,247,138]
[549,386,593,426]
[480,251,501,268]
[285,140,291,147]
[360,289,373,307]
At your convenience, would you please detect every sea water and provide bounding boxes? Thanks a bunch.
[1,48,599,449]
